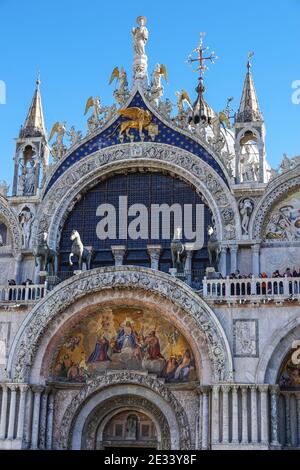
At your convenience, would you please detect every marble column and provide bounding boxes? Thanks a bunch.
[232,385,239,444]
[7,384,18,439]
[251,244,261,277]
[250,385,258,444]
[195,389,203,450]
[24,388,33,449]
[184,248,193,284]
[0,383,8,439]
[259,385,269,445]
[17,384,29,441]
[46,393,54,450]
[147,245,162,271]
[297,396,300,448]
[14,254,23,285]
[39,388,50,450]
[258,143,265,183]
[211,385,220,445]
[222,386,230,444]
[285,393,291,447]
[111,246,126,267]
[241,386,249,444]
[270,385,280,447]
[230,246,238,274]
[201,386,210,450]
[219,247,227,278]
[31,385,44,450]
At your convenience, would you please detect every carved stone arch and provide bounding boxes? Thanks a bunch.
[236,126,263,145]
[255,317,300,384]
[7,267,233,384]
[0,195,22,254]
[250,167,300,240]
[34,143,241,248]
[58,373,191,450]
[82,394,171,450]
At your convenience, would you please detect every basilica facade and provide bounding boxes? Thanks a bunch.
[0,17,299,450]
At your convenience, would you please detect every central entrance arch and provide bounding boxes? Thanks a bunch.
[59,374,188,450]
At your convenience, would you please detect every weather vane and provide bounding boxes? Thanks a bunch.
[187,32,218,80]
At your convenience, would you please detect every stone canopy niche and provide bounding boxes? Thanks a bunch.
[51,305,198,385]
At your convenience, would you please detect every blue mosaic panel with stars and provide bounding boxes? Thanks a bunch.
[44,92,228,196]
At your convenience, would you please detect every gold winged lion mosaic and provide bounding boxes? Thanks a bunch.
[109,107,154,141]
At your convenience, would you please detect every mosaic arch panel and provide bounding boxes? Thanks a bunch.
[52,306,197,384]
[263,190,300,241]
[279,347,300,390]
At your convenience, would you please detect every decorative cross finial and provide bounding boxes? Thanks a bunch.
[188,32,218,81]
[247,51,254,71]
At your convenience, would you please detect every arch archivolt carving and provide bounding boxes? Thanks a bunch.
[250,168,300,240]
[0,195,22,254]
[59,373,190,450]
[35,143,240,247]
[255,317,300,384]
[82,395,171,450]
[7,267,233,384]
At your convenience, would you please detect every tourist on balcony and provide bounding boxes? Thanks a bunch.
[260,272,268,295]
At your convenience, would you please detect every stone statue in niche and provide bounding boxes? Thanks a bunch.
[19,207,34,248]
[239,198,254,236]
[126,415,138,440]
[171,227,186,274]
[207,225,220,268]
[0,181,9,197]
[18,160,37,196]
[240,145,259,182]
[0,223,7,247]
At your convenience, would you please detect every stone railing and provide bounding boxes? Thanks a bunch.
[203,276,300,303]
[0,285,46,304]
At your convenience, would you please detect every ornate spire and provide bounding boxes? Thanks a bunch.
[20,74,46,138]
[236,52,263,123]
[187,33,217,125]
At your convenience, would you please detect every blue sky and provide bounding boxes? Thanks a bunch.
[0,0,299,186]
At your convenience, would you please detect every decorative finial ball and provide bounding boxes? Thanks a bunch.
[136,16,147,26]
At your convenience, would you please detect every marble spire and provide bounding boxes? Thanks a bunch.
[236,53,263,123]
[20,74,46,138]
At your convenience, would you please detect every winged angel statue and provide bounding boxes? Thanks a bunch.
[149,63,168,106]
[109,67,130,106]
[49,121,67,162]
[84,95,117,133]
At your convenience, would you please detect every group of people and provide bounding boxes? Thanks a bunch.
[7,278,35,301]
[227,269,300,280]
[8,278,33,286]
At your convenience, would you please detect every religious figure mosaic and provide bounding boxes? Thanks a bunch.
[52,307,197,384]
[279,350,300,389]
[264,191,300,241]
